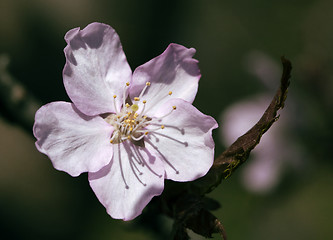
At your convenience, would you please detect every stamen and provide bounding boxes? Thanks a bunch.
[168,91,172,95]
[134,97,140,101]
[138,100,147,118]
[121,135,129,141]
[123,82,130,107]
[130,155,143,174]
[130,148,143,165]
[113,95,119,114]
[138,81,151,99]
[131,134,146,141]
[117,144,129,189]
[138,125,164,133]
[123,142,146,186]
[149,106,176,122]
[131,119,149,132]
[145,139,179,174]
[132,145,163,178]
[151,131,188,147]
[128,157,146,186]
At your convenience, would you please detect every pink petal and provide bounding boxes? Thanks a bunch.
[145,99,218,181]
[63,22,132,116]
[130,43,200,115]
[89,141,164,221]
[33,101,113,177]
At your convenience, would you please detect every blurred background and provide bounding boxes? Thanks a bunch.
[1,0,332,239]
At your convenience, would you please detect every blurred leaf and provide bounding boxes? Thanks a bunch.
[185,208,226,239]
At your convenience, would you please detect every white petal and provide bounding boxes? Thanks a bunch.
[89,141,165,221]
[63,22,132,116]
[145,99,217,181]
[130,43,200,115]
[33,102,113,176]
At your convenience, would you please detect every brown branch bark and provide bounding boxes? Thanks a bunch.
[189,56,292,195]
[161,57,292,240]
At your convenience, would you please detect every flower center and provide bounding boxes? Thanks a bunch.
[104,82,175,145]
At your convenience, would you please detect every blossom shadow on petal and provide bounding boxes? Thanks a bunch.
[131,184,165,217]
[63,62,73,77]
[133,145,157,165]
[66,22,108,51]
[34,110,59,149]
[34,102,96,150]
[149,132,189,148]
[88,158,113,181]
[69,103,95,121]
[80,23,108,49]
[180,57,201,77]
[68,34,87,51]
[65,50,77,66]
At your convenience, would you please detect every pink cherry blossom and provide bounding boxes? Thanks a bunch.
[33,22,217,221]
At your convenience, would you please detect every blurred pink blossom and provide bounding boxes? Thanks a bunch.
[220,51,301,194]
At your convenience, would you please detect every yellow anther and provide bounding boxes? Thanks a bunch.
[145,131,149,135]
[134,113,139,118]
[161,125,165,129]
[146,82,151,86]
[126,82,130,86]
[134,97,140,101]
[127,136,131,139]
[168,91,172,95]
[117,115,121,119]
[113,95,117,98]
[129,127,133,131]
[143,115,147,119]
[110,139,113,143]
[131,120,135,124]
[143,100,147,104]
[172,106,177,110]
[125,103,130,108]
[131,104,139,112]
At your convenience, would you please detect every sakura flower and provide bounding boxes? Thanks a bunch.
[33,22,217,221]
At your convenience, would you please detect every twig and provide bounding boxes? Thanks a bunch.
[161,57,292,240]
[0,54,41,131]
